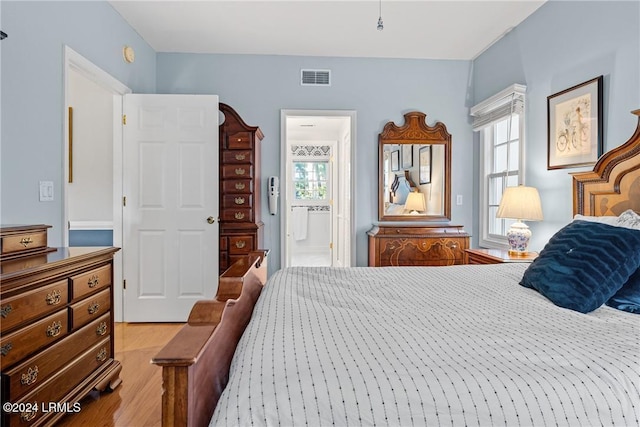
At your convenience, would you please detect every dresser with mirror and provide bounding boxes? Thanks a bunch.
[368,111,469,266]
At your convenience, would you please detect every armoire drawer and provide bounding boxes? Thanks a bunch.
[70,288,111,329]
[221,164,253,179]
[0,279,68,332]
[0,309,68,368]
[222,194,253,209]
[7,337,111,426]
[220,209,253,223]
[70,264,111,300]
[229,236,254,254]
[227,131,252,149]
[3,313,111,401]
[222,150,253,164]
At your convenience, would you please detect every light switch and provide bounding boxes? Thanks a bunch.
[39,181,54,202]
[456,195,463,205]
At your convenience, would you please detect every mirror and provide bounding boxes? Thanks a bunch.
[378,111,451,221]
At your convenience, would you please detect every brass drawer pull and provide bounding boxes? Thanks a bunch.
[235,182,246,190]
[20,236,34,247]
[235,153,246,161]
[96,347,107,362]
[235,240,246,249]
[1,304,13,318]
[234,197,245,205]
[234,168,246,175]
[88,302,100,315]
[234,212,245,220]
[20,366,39,386]
[1,342,13,356]
[46,289,62,305]
[87,274,99,288]
[20,407,37,422]
[96,322,108,336]
[46,321,62,337]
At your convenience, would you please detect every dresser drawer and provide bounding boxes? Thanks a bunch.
[222,179,252,194]
[7,337,111,426]
[222,194,252,209]
[220,208,253,223]
[378,237,467,266]
[227,131,252,149]
[70,264,111,300]
[0,310,68,368]
[1,231,47,256]
[1,280,68,331]
[221,164,253,179]
[3,313,111,401]
[228,236,254,254]
[222,150,253,164]
[70,288,111,330]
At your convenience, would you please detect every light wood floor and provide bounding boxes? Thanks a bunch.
[57,322,184,427]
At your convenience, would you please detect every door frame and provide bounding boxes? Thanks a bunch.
[63,46,131,321]
[280,109,357,267]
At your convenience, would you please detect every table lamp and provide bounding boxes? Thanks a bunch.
[405,191,426,215]
[496,185,543,255]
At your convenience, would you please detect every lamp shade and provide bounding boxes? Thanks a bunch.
[405,191,426,213]
[496,186,543,221]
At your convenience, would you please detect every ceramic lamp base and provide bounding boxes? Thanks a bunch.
[506,221,531,255]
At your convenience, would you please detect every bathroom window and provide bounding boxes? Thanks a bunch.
[293,161,328,201]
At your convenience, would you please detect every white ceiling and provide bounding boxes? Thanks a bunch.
[109,0,546,61]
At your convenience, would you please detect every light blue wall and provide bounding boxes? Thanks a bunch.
[472,0,640,251]
[157,54,474,268]
[1,1,156,246]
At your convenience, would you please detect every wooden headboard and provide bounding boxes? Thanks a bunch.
[572,109,640,216]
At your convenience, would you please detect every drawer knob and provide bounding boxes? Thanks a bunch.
[234,212,245,220]
[234,197,245,205]
[46,321,62,337]
[96,347,107,362]
[20,406,37,423]
[235,153,246,161]
[235,240,246,249]
[1,342,13,356]
[235,182,246,190]
[234,168,246,175]
[20,236,33,247]
[87,274,99,288]
[20,366,39,386]
[96,322,108,336]
[88,302,100,315]
[0,304,13,318]
[46,289,62,305]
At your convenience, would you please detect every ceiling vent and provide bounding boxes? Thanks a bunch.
[301,69,331,86]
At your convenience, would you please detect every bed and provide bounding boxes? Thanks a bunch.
[153,109,640,427]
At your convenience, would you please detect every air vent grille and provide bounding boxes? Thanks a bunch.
[301,69,331,86]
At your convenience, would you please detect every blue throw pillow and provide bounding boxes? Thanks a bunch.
[606,269,640,314]
[520,221,640,313]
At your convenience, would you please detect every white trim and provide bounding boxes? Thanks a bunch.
[69,221,114,230]
[471,84,526,116]
[63,45,131,322]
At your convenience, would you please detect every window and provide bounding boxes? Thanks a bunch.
[471,85,526,248]
[293,161,328,202]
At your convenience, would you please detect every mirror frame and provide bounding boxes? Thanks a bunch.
[378,111,452,222]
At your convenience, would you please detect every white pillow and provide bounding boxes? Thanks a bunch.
[615,209,640,230]
[572,214,618,225]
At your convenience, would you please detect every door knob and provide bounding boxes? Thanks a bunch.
[207,216,215,224]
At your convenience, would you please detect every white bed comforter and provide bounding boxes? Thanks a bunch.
[211,264,640,427]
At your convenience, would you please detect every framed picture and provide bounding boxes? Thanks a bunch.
[391,149,400,171]
[419,145,431,184]
[547,76,603,170]
[401,145,413,168]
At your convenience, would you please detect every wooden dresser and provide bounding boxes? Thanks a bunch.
[368,225,470,266]
[219,103,264,274]
[0,229,120,426]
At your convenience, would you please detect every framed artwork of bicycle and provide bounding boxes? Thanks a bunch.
[547,75,603,170]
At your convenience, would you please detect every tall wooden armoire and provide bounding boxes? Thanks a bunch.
[218,103,264,274]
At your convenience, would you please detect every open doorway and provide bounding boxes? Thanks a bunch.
[281,110,356,267]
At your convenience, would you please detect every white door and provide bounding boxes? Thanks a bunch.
[123,94,219,322]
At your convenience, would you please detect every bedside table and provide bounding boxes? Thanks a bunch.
[466,248,538,265]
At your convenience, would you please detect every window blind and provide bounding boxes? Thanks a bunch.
[471,84,526,131]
